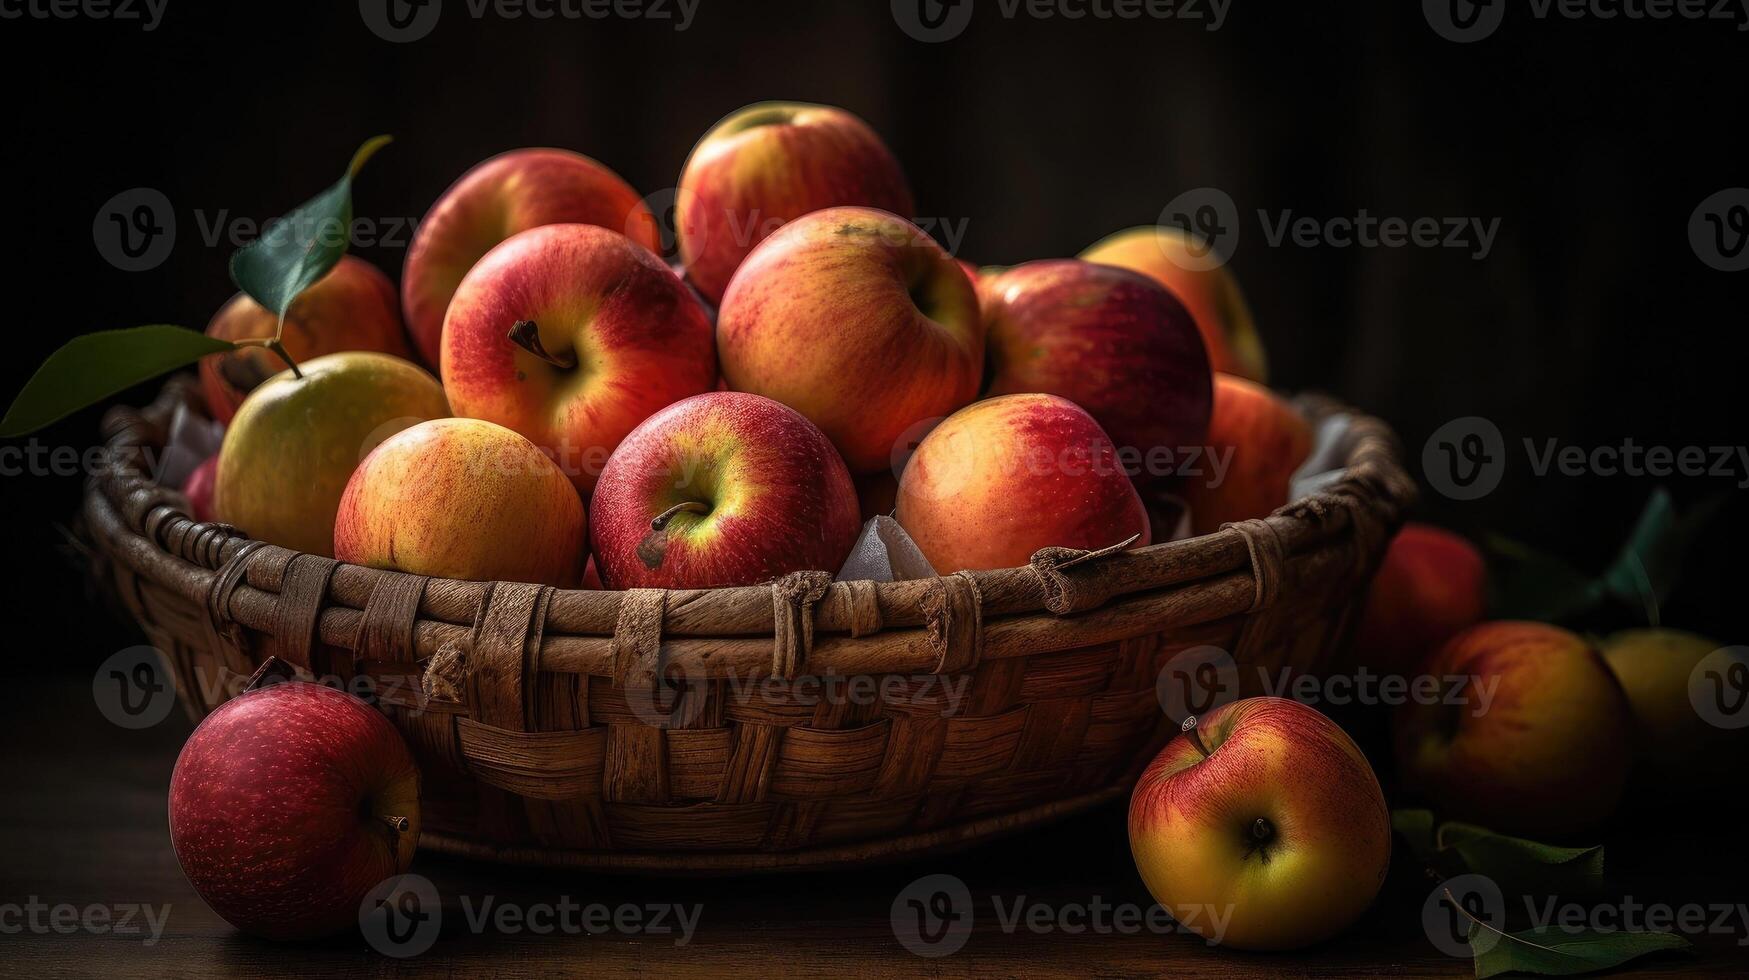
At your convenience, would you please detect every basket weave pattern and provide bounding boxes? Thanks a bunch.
[84,378,1414,872]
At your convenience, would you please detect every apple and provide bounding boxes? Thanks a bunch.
[894,393,1151,574]
[199,255,411,425]
[169,679,420,940]
[440,223,717,494]
[1393,621,1631,836]
[716,206,982,473]
[335,418,587,587]
[590,391,860,590]
[180,455,218,523]
[214,352,448,557]
[402,148,659,369]
[981,259,1212,484]
[1081,225,1268,382]
[676,101,913,304]
[1602,628,1736,767]
[1178,373,1312,536]
[1349,523,1487,676]
[1129,697,1390,950]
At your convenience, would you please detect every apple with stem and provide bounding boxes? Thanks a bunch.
[168,672,420,940]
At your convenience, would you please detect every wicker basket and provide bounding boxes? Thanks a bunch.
[83,377,1415,874]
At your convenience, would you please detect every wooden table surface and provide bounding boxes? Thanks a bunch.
[3,675,1741,978]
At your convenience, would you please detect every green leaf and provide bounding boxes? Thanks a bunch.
[1437,822,1605,898]
[1471,922,1691,978]
[1392,808,1439,864]
[0,325,235,436]
[1597,488,1729,626]
[227,135,392,325]
[1483,532,1605,622]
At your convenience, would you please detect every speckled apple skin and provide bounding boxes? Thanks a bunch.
[590,391,860,590]
[168,682,420,941]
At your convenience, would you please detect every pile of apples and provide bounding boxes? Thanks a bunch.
[187,101,1309,592]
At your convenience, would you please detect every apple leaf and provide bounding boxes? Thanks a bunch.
[228,135,392,327]
[1470,922,1691,978]
[1392,808,1439,863]
[1437,822,1605,898]
[1595,488,1729,625]
[0,325,235,437]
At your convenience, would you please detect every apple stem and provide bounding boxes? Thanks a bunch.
[651,500,710,531]
[380,814,411,836]
[507,320,577,369]
[1180,715,1211,758]
[232,337,303,379]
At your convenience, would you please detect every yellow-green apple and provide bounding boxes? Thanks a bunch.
[590,391,860,589]
[716,206,981,473]
[1178,374,1312,536]
[335,418,586,587]
[1602,628,1736,767]
[169,680,420,940]
[214,352,448,557]
[894,393,1151,573]
[1128,697,1390,950]
[440,223,717,494]
[1350,523,1486,676]
[181,454,218,523]
[1081,225,1268,382]
[1393,621,1631,836]
[981,259,1212,484]
[403,148,658,369]
[199,255,411,425]
[676,101,913,304]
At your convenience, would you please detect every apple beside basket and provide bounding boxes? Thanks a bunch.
[85,375,1413,874]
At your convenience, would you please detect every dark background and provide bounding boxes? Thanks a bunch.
[3,0,1743,667]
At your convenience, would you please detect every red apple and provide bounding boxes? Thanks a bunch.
[335,418,587,587]
[716,206,982,473]
[676,101,913,304]
[1393,621,1631,836]
[403,148,659,369]
[894,393,1150,573]
[590,391,860,589]
[168,680,420,941]
[1178,374,1312,536]
[440,223,717,493]
[199,255,412,425]
[1129,697,1391,950]
[181,455,218,523]
[1350,523,1486,675]
[1081,225,1269,383]
[981,259,1212,485]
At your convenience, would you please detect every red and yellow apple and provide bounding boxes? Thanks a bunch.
[1350,523,1487,675]
[440,223,717,494]
[676,101,913,304]
[1129,697,1390,950]
[716,206,981,474]
[1602,628,1735,767]
[213,352,448,557]
[403,148,659,369]
[1179,373,1312,536]
[181,454,218,523]
[981,259,1212,483]
[590,391,861,590]
[199,255,411,425]
[335,418,586,587]
[169,680,420,940]
[1082,225,1268,382]
[894,393,1150,574]
[1393,621,1631,836]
